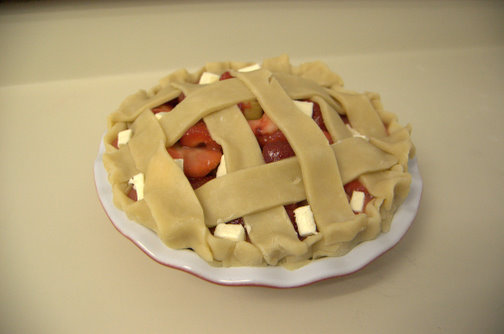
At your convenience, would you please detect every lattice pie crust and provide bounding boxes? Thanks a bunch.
[102,55,415,268]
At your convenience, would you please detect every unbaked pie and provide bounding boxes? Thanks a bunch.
[102,55,415,268]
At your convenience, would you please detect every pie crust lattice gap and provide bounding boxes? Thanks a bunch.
[102,55,415,269]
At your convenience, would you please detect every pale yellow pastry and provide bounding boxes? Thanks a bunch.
[102,55,415,268]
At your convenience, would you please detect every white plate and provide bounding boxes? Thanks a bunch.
[94,139,422,288]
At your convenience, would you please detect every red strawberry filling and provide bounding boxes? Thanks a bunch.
[248,113,279,138]
[262,141,295,163]
[167,145,222,179]
[119,89,337,192]
[246,100,333,163]
[343,179,374,213]
[283,201,313,240]
[255,130,286,148]
[312,102,327,131]
[151,95,223,187]
[188,175,216,189]
[111,137,119,149]
[151,104,174,114]
[219,71,233,81]
[147,88,371,232]
[340,114,350,125]
[208,216,251,242]
[179,121,222,150]
[127,188,138,201]
[151,94,183,114]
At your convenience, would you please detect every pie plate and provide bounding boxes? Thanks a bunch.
[94,138,422,288]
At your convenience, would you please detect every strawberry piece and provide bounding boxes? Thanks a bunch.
[189,175,215,189]
[151,104,174,114]
[284,201,309,240]
[111,138,119,149]
[344,179,369,195]
[237,101,252,111]
[284,203,298,226]
[127,188,138,201]
[340,114,350,125]
[256,130,287,147]
[168,146,222,178]
[219,71,233,80]
[309,101,333,143]
[221,217,250,241]
[311,101,328,131]
[167,120,223,178]
[179,121,221,150]
[184,148,222,178]
[151,94,185,114]
[323,130,333,144]
[166,145,184,159]
[343,179,374,213]
[226,217,244,225]
[248,113,279,136]
[262,140,295,163]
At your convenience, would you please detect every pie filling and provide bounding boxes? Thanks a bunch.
[103,55,415,268]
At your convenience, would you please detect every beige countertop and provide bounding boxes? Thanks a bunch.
[1,1,503,333]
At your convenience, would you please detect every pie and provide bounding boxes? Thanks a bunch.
[102,55,415,269]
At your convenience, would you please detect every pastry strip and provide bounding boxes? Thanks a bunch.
[235,69,365,243]
[111,183,158,233]
[203,105,264,171]
[156,72,345,147]
[159,73,344,146]
[273,72,343,112]
[128,110,166,172]
[369,126,413,168]
[196,137,397,228]
[328,87,388,138]
[159,78,255,146]
[108,85,181,127]
[102,145,138,184]
[196,157,305,226]
[292,60,344,87]
[204,106,307,264]
[310,95,352,142]
[144,144,213,262]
